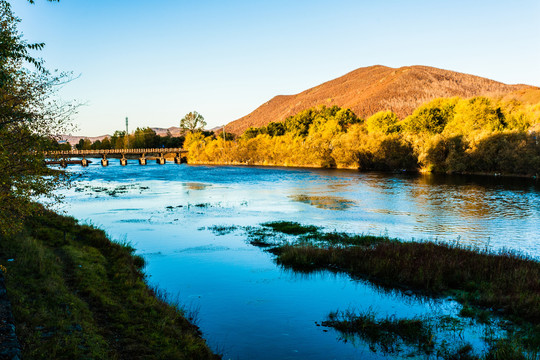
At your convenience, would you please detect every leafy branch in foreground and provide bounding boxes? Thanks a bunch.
[0,0,77,234]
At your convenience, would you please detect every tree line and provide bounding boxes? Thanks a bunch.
[72,127,184,150]
[46,110,212,150]
[185,99,540,176]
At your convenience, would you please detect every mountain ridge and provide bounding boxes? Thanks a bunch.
[224,65,539,135]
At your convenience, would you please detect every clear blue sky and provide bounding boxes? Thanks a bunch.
[11,0,540,136]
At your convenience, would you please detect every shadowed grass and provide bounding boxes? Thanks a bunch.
[437,339,532,360]
[207,225,239,236]
[0,207,220,360]
[322,310,435,355]
[300,231,395,247]
[323,310,537,359]
[271,241,540,324]
[261,221,319,235]
[251,221,540,324]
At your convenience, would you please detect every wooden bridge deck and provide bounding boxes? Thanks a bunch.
[44,148,187,167]
[45,148,186,156]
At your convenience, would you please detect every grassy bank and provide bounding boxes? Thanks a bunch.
[0,208,219,359]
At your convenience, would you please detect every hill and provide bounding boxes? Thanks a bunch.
[60,134,110,145]
[225,65,538,135]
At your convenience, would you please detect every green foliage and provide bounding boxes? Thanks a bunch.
[445,97,507,135]
[402,97,459,134]
[0,0,75,235]
[243,127,261,139]
[40,137,71,151]
[244,105,362,140]
[283,105,361,137]
[80,128,185,150]
[217,130,235,141]
[265,121,286,136]
[186,99,539,176]
[365,110,400,134]
[180,111,206,133]
[75,138,91,150]
[131,127,159,148]
[417,134,468,173]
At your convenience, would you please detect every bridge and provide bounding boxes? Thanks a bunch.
[45,148,187,167]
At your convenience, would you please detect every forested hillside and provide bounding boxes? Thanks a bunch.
[225,65,539,135]
[187,97,540,176]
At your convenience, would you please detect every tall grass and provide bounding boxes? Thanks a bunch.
[272,241,540,322]
[323,310,435,355]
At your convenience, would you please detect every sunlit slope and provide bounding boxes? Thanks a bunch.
[226,65,538,135]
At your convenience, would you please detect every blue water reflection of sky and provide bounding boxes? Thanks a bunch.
[58,163,539,359]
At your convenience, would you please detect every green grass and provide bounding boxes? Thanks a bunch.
[0,207,219,359]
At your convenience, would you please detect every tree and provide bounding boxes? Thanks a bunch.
[365,111,400,134]
[402,98,458,134]
[132,127,159,148]
[0,0,75,235]
[75,138,91,150]
[180,111,206,133]
[444,97,506,136]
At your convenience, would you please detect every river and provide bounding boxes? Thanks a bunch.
[58,161,540,359]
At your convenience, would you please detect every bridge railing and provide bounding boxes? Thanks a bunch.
[45,148,187,156]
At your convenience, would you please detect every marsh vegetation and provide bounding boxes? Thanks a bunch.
[225,220,540,359]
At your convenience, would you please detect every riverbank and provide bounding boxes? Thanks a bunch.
[0,207,219,359]
[186,160,539,179]
[185,101,540,179]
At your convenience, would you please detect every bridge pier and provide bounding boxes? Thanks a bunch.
[174,152,182,164]
[101,154,108,167]
[157,153,166,165]
[120,154,127,166]
[139,153,147,165]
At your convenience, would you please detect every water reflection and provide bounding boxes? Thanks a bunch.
[289,194,356,210]
[184,182,211,190]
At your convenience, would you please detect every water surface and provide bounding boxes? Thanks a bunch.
[59,162,540,359]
